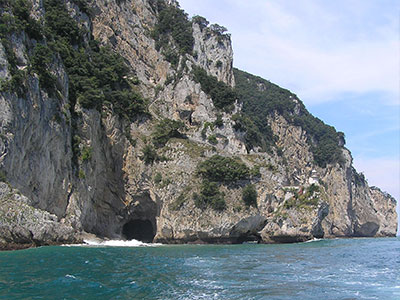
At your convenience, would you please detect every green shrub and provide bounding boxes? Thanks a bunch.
[72,0,91,15]
[1,36,27,95]
[154,172,162,184]
[152,119,185,148]
[232,113,276,153]
[197,155,250,183]
[201,121,214,139]
[43,0,82,44]
[151,2,194,64]
[207,135,218,145]
[194,180,226,211]
[141,144,158,165]
[242,184,257,207]
[42,0,147,119]
[80,146,92,161]
[0,0,42,40]
[214,113,223,128]
[169,193,186,211]
[283,184,320,210]
[193,66,237,110]
[31,44,57,92]
[192,15,209,30]
[234,68,344,167]
[71,134,81,163]
[250,165,261,177]
[78,169,85,179]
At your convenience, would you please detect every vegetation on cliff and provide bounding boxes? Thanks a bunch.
[197,155,250,183]
[0,0,147,120]
[152,119,186,148]
[283,184,321,210]
[192,66,237,110]
[242,184,257,208]
[194,155,252,210]
[234,68,345,167]
[151,0,194,67]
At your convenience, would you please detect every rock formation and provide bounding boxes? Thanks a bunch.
[0,0,397,250]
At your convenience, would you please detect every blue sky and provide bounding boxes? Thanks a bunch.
[178,0,400,231]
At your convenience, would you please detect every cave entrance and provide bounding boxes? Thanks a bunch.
[122,219,155,243]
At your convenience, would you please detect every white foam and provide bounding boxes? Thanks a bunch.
[65,274,76,279]
[303,238,323,243]
[83,238,162,247]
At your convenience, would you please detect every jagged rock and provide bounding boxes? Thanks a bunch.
[0,183,80,250]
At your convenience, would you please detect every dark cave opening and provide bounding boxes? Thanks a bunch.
[122,219,155,243]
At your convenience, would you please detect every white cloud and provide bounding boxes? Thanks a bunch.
[179,0,399,106]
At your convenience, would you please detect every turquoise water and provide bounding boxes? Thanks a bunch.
[0,238,399,299]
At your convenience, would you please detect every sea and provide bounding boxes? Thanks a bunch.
[0,238,399,299]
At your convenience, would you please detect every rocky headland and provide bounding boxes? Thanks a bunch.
[0,0,397,250]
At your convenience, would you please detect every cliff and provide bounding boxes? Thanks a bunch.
[0,0,397,250]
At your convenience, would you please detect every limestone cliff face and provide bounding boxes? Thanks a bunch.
[0,0,396,249]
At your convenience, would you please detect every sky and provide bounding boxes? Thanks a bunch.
[178,0,400,233]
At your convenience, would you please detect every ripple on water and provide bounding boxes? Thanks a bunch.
[0,238,399,299]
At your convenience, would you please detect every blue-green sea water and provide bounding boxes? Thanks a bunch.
[0,238,399,299]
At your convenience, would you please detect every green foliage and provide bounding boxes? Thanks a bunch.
[0,0,42,40]
[207,134,218,145]
[232,113,276,153]
[201,121,214,139]
[80,146,92,162]
[169,192,187,211]
[234,68,344,167]
[292,114,344,167]
[152,119,185,148]
[195,155,250,211]
[193,181,226,211]
[250,165,261,177]
[197,155,250,183]
[0,15,30,95]
[31,44,56,92]
[40,1,147,119]
[151,1,194,65]
[242,184,257,207]
[284,184,320,210]
[141,144,158,165]
[154,172,162,184]
[210,24,228,36]
[71,0,91,16]
[192,15,209,30]
[214,113,223,128]
[78,169,85,179]
[193,66,237,110]
[162,46,179,68]
[43,0,82,44]
[160,177,172,188]
[352,168,366,186]
[71,135,81,165]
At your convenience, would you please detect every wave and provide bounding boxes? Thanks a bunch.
[303,238,324,243]
[82,238,162,247]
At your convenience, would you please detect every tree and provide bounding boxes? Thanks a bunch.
[242,184,257,207]
[192,15,209,30]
